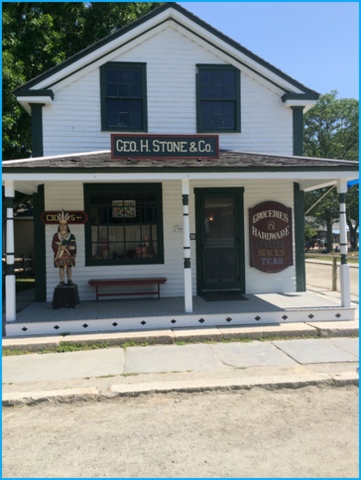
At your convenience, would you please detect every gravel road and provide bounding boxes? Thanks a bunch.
[3,384,358,478]
[306,260,359,296]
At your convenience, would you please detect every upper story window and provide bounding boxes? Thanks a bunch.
[196,65,240,133]
[100,62,147,132]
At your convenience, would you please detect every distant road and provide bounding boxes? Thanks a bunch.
[306,260,359,297]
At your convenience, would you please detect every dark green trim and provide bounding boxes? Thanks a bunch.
[339,193,347,203]
[4,164,358,175]
[6,264,15,275]
[14,3,319,98]
[99,62,148,132]
[196,64,240,133]
[294,183,305,291]
[4,197,14,208]
[33,185,46,301]
[184,258,191,269]
[292,106,304,156]
[16,89,54,99]
[30,103,44,157]
[83,183,164,267]
[194,187,245,295]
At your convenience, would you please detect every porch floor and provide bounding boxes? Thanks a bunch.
[4,289,357,337]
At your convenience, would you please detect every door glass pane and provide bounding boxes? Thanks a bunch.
[201,194,239,292]
[204,197,234,247]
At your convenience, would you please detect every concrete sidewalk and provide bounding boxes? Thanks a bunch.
[2,321,359,407]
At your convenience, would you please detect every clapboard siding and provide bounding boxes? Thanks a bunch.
[189,179,296,294]
[243,180,296,293]
[43,178,296,301]
[43,26,292,156]
[44,181,191,301]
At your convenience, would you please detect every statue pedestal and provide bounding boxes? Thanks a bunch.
[52,284,80,309]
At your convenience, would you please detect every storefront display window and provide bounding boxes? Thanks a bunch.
[84,184,163,265]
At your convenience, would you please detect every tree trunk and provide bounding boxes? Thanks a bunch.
[347,219,359,251]
[326,220,334,253]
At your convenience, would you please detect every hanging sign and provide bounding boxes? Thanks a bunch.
[249,201,293,273]
[40,211,88,224]
[111,134,219,159]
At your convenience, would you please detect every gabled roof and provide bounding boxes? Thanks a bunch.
[15,2,319,106]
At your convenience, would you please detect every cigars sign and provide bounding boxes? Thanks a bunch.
[40,211,88,224]
[249,201,293,273]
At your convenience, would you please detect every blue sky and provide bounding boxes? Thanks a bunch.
[178,1,359,99]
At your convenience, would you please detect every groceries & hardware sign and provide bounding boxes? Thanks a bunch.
[249,201,293,273]
[111,134,219,159]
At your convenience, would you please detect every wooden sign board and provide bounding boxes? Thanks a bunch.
[249,201,293,273]
[111,134,219,159]
[40,211,88,225]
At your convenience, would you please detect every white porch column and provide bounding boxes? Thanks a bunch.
[338,179,351,307]
[4,180,16,321]
[182,177,193,313]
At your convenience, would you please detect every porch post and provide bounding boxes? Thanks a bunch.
[182,177,193,313]
[338,179,351,307]
[4,180,16,321]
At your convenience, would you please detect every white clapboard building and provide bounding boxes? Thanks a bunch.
[3,3,358,336]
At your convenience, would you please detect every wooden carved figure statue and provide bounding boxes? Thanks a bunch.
[52,210,77,287]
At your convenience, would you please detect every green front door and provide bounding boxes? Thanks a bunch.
[195,188,245,294]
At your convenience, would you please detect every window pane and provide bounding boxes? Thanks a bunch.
[118,70,129,83]
[223,71,235,86]
[200,84,212,100]
[107,83,118,97]
[201,114,212,129]
[200,71,212,85]
[129,100,143,128]
[129,69,141,83]
[130,83,142,97]
[223,114,235,128]
[118,83,130,97]
[223,85,235,100]
[212,86,223,99]
[213,71,223,86]
[202,101,213,114]
[223,102,235,114]
[107,69,118,83]
[212,115,223,128]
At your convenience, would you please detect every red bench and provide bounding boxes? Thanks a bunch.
[88,277,167,301]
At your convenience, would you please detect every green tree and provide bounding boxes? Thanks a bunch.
[304,224,317,242]
[2,2,162,160]
[304,91,359,252]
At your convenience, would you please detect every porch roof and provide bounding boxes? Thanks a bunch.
[3,150,358,195]
[2,149,358,172]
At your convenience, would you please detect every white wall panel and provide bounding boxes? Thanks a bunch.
[43,26,293,157]
[43,180,296,300]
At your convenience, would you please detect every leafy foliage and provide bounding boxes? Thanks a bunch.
[304,224,317,241]
[2,2,162,160]
[303,91,359,251]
